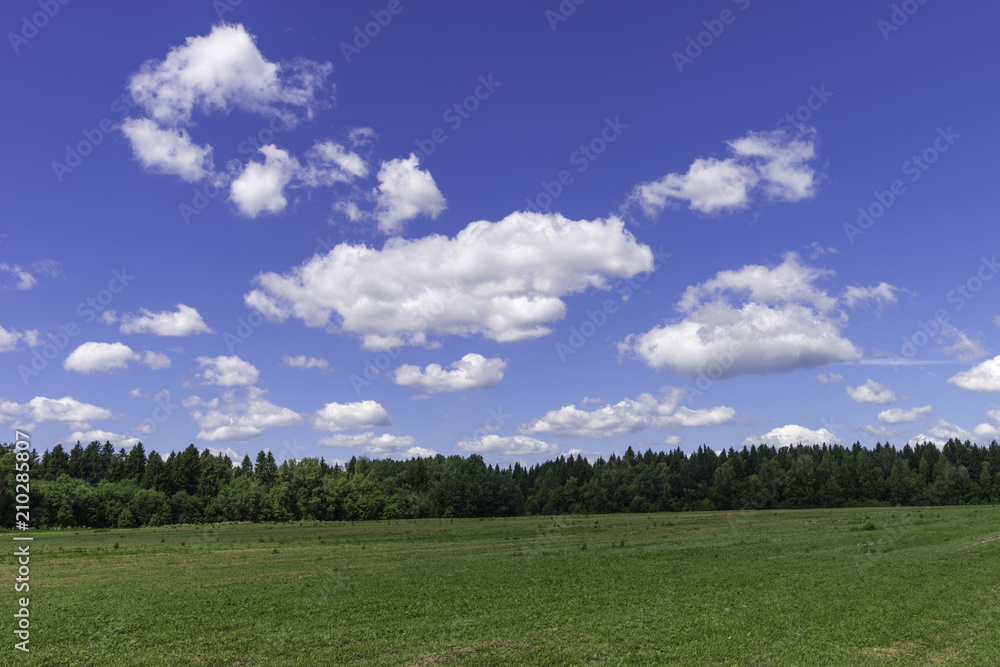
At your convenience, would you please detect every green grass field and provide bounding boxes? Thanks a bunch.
[5,505,1000,665]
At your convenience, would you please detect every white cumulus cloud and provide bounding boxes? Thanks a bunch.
[393,353,507,393]
[245,211,654,350]
[64,342,139,374]
[878,405,932,424]
[121,118,214,181]
[947,355,1000,392]
[631,130,817,216]
[187,386,303,442]
[195,355,260,387]
[742,424,840,448]
[312,400,390,432]
[119,304,213,336]
[846,379,896,405]
[519,389,736,440]
[280,355,332,374]
[457,434,560,457]
[373,154,447,234]
[618,252,861,377]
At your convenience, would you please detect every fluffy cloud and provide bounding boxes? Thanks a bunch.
[908,419,973,447]
[846,379,896,405]
[393,354,507,393]
[119,304,213,336]
[28,396,117,429]
[373,154,447,233]
[973,409,1000,440]
[246,211,653,350]
[64,342,138,373]
[743,424,840,448]
[187,386,303,442]
[0,325,39,352]
[317,432,433,459]
[631,130,817,215]
[304,140,369,182]
[312,400,390,432]
[127,23,330,126]
[939,324,986,363]
[229,144,300,217]
[842,282,899,310]
[280,355,332,374]
[619,252,862,377]
[877,405,932,424]
[195,355,260,387]
[947,355,1000,392]
[0,260,58,290]
[143,351,171,370]
[120,118,214,181]
[457,434,560,457]
[519,389,736,440]
[66,429,141,449]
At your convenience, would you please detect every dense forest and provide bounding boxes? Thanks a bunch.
[2,438,999,529]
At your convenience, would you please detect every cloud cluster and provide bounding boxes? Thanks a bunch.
[312,400,390,432]
[457,434,559,457]
[631,130,817,215]
[246,211,654,350]
[948,355,1000,392]
[519,389,736,440]
[280,355,332,374]
[64,342,170,374]
[195,355,259,387]
[0,395,119,431]
[845,379,896,405]
[186,386,302,442]
[118,304,213,336]
[742,424,840,448]
[618,253,863,377]
[0,325,39,352]
[877,405,932,424]
[316,432,434,460]
[120,23,445,230]
[393,353,507,393]
[0,260,59,290]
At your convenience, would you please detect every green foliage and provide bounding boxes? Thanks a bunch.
[1,438,999,529]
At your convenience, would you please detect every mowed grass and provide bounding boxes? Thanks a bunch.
[4,506,1000,665]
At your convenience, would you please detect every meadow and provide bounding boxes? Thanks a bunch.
[5,505,1000,665]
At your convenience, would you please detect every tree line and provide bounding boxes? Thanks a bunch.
[1,437,998,529]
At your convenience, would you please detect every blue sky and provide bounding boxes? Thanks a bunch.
[3,0,1000,466]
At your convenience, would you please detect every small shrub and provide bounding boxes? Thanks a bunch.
[862,521,876,531]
